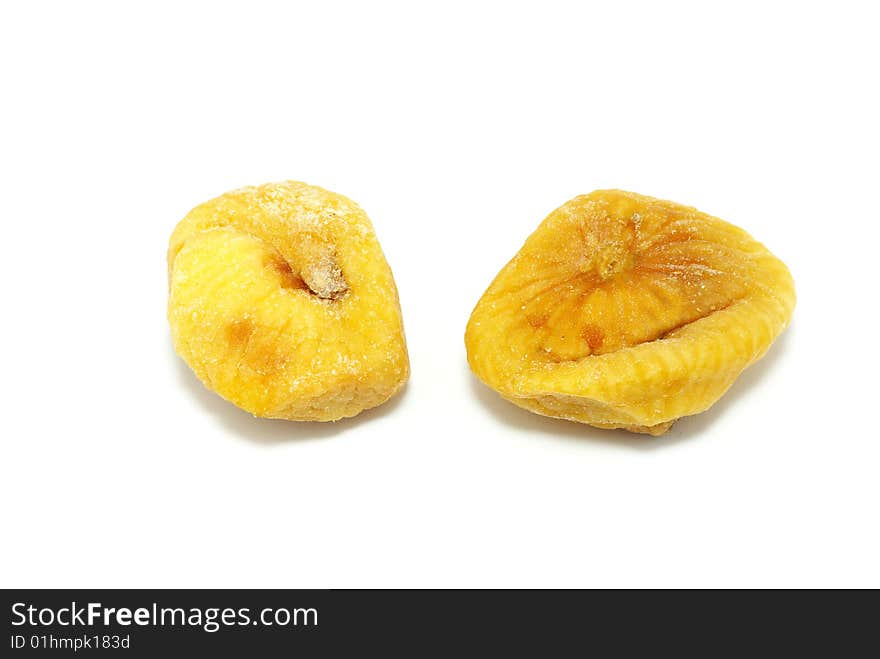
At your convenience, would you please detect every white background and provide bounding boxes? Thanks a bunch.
[2,1,878,588]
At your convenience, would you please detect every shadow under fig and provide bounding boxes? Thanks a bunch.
[171,340,408,445]
[669,328,792,440]
[469,328,793,451]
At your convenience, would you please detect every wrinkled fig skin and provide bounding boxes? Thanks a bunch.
[465,190,795,435]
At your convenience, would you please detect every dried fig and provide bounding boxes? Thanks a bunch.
[168,181,409,421]
[465,190,795,435]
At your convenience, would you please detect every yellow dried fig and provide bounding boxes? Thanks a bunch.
[168,181,409,421]
[465,190,795,435]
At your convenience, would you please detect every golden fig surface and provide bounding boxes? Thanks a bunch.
[465,190,795,435]
[168,181,409,421]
